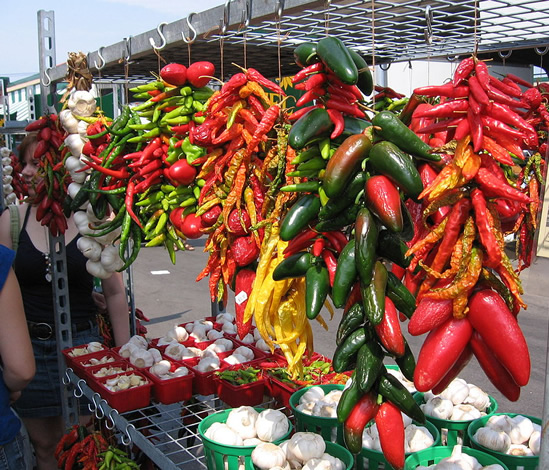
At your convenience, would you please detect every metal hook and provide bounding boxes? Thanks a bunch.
[149,22,168,51]
[106,409,119,430]
[276,0,285,21]
[123,36,132,62]
[379,62,391,71]
[62,368,72,386]
[41,68,51,87]
[121,423,136,446]
[94,46,106,70]
[446,54,459,62]
[74,379,86,398]
[424,5,433,45]
[94,396,105,420]
[220,0,231,35]
[182,13,197,44]
[498,50,512,59]
[535,46,549,56]
[240,0,251,29]
[87,394,98,414]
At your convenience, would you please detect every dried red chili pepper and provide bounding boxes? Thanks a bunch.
[475,168,531,203]
[413,99,469,118]
[453,57,475,86]
[414,83,469,98]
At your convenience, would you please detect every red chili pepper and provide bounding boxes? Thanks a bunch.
[295,87,326,107]
[414,83,469,98]
[489,76,522,98]
[247,104,280,155]
[414,116,463,135]
[391,263,406,280]
[469,331,521,401]
[364,175,403,233]
[292,62,325,84]
[467,107,484,152]
[246,67,286,95]
[343,282,362,314]
[326,108,345,139]
[482,115,527,142]
[475,168,531,203]
[325,98,364,118]
[453,116,470,141]
[25,117,49,132]
[408,293,453,336]
[483,128,524,160]
[487,102,536,136]
[321,249,337,287]
[486,83,526,108]
[82,158,130,179]
[327,83,358,102]
[468,289,530,386]
[322,231,348,254]
[374,297,405,357]
[471,188,502,268]
[474,60,491,89]
[343,392,380,454]
[302,72,327,91]
[234,268,256,339]
[468,75,490,108]
[375,402,405,470]
[413,99,469,118]
[453,57,475,85]
[289,104,324,122]
[522,87,542,109]
[135,158,163,176]
[283,228,317,257]
[133,169,162,193]
[432,344,473,395]
[312,238,325,257]
[505,73,533,88]
[414,316,473,392]
[125,181,143,229]
[150,87,181,103]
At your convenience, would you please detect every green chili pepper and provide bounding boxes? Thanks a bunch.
[332,327,369,372]
[280,194,321,241]
[332,240,358,309]
[355,340,384,393]
[305,264,330,320]
[361,260,388,325]
[335,302,364,346]
[354,208,379,286]
[272,252,315,281]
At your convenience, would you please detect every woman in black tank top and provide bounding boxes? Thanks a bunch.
[0,132,131,470]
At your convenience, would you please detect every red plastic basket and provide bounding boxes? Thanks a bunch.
[214,365,266,407]
[149,337,195,352]
[85,361,134,381]
[62,346,112,377]
[269,375,303,408]
[144,365,194,405]
[183,357,227,396]
[93,371,152,413]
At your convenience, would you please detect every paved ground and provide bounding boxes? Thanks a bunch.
[130,236,549,420]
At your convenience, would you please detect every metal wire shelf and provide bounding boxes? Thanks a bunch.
[46,0,549,84]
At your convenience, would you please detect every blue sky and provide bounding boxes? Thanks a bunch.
[1,0,222,80]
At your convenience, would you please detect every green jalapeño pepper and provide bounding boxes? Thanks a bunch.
[305,264,330,320]
[372,110,441,162]
[354,208,379,286]
[272,252,315,281]
[289,108,334,150]
[368,141,423,199]
[386,271,416,319]
[336,372,361,423]
[377,369,425,423]
[332,327,369,372]
[315,204,360,232]
[355,340,385,393]
[377,230,412,268]
[348,49,374,96]
[319,171,367,221]
[361,260,387,325]
[280,194,321,241]
[336,302,364,346]
[323,133,372,198]
[332,239,358,309]
[317,37,358,85]
[394,339,416,382]
[294,42,320,67]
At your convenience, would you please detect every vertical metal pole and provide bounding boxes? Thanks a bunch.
[50,233,78,426]
[26,85,37,121]
[37,10,57,115]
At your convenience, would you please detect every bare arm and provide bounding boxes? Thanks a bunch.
[0,209,14,250]
[101,272,130,346]
[0,269,35,395]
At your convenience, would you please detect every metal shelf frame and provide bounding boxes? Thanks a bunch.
[43,0,549,86]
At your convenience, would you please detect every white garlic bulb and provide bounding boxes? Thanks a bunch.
[450,404,482,421]
[506,444,534,456]
[474,427,511,453]
[439,378,470,405]
[422,397,454,420]
[528,430,541,454]
[509,415,535,444]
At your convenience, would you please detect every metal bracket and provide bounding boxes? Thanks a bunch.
[182,13,197,44]
[149,22,168,51]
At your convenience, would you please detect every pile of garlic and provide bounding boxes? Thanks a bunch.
[148,360,190,380]
[236,328,272,354]
[216,312,238,336]
[417,444,505,469]
[204,407,290,447]
[295,386,343,419]
[118,335,162,368]
[184,319,217,343]
[421,378,491,422]
[91,365,131,378]
[224,346,257,366]
[362,412,435,454]
[1,147,16,206]
[473,414,540,457]
[155,325,190,346]
[68,341,105,357]
[252,432,345,470]
[102,373,148,392]
[81,355,116,368]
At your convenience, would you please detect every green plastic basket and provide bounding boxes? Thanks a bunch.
[404,445,509,469]
[355,420,441,470]
[324,441,355,470]
[289,384,345,444]
[467,413,540,470]
[198,408,293,470]
[414,392,498,447]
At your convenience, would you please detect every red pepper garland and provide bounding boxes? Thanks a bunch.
[405,56,544,401]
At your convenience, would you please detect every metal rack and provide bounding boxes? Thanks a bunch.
[43,0,549,86]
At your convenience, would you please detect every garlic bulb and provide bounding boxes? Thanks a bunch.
[68,90,97,117]
[207,329,224,340]
[213,338,233,351]
[166,325,189,342]
[312,401,337,418]
[288,432,326,462]
[222,322,238,335]
[165,343,187,361]
[300,387,325,405]
[405,424,435,453]
[224,353,248,365]
[59,109,80,134]
[65,133,85,157]
[486,415,514,434]
[450,404,482,421]
[239,333,255,344]
[195,357,220,372]
[439,379,470,405]
[204,423,243,446]
[321,453,344,470]
[280,440,301,469]
[482,466,505,470]
[217,312,235,323]
[435,445,476,470]
[296,402,315,415]
[302,458,332,470]
[243,438,263,446]
[149,360,171,377]
[234,346,254,360]
[528,430,540,454]
[253,328,263,342]
[129,349,155,368]
[506,444,534,456]
[226,406,259,440]
[422,397,454,420]
[324,390,343,404]
[255,409,290,442]
[255,338,270,352]
[463,385,490,411]
[474,427,511,453]
[509,415,534,444]
[252,442,287,470]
